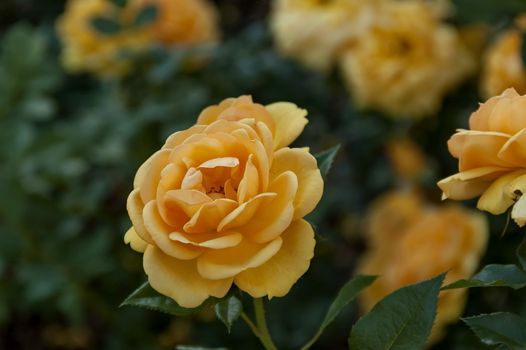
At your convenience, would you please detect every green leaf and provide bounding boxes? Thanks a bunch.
[134,5,158,27]
[315,145,340,178]
[302,275,376,350]
[214,294,242,333]
[120,282,214,316]
[463,312,526,349]
[90,17,121,35]
[452,0,526,23]
[348,273,445,350]
[111,0,127,7]
[517,236,526,271]
[441,264,526,290]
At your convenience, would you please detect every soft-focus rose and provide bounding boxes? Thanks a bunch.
[125,96,324,307]
[131,0,219,46]
[56,0,219,78]
[438,88,526,226]
[340,0,475,118]
[386,138,427,181]
[358,191,488,345]
[270,0,379,72]
[480,26,526,99]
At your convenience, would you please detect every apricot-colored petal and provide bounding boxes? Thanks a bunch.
[270,147,323,219]
[448,131,513,171]
[198,157,240,169]
[183,199,238,234]
[218,193,277,231]
[237,155,259,203]
[180,167,204,191]
[144,246,233,308]
[124,227,148,253]
[143,201,203,259]
[169,231,243,249]
[163,125,207,149]
[197,237,283,280]
[235,219,315,298]
[241,171,297,244]
[140,149,171,203]
[127,189,154,244]
[255,121,275,159]
[498,128,526,165]
[164,189,212,217]
[477,170,526,214]
[265,102,308,150]
[134,154,153,189]
[438,167,510,200]
[469,89,518,131]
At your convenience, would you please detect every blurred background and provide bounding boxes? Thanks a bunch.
[2,0,526,349]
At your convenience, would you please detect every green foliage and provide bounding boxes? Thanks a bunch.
[120,282,217,316]
[214,295,243,333]
[315,145,341,179]
[463,312,526,349]
[302,275,376,349]
[442,264,526,290]
[348,273,445,350]
[134,5,159,27]
[517,236,526,270]
[91,16,122,35]
[452,0,526,23]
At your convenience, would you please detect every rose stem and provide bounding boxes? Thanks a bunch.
[253,298,278,350]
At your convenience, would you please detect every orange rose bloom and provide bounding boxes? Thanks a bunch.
[125,96,324,307]
[358,191,488,344]
[438,88,526,226]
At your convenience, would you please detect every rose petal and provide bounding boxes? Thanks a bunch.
[234,219,315,298]
[477,170,526,214]
[169,231,243,249]
[143,200,203,259]
[144,246,233,308]
[265,102,308,150]
[197,237,283,280]
[218,192,277,231]
[498,128,526,165]
[124,227,148,253]
[237,155,259,203]
[240,171,297,244]
[127,188,154,244]
[270,147,323,219]
[140,149,171,203]
[438,167,510,200]
[183,199,238,233]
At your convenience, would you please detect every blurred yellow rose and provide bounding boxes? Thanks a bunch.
[340,0,475,118]
[480,26,526,99]
[270,0,380,71]
[358,191,488,344]
[386,138,427,181]
[56,0,220,78]
[132,0,219,46]
[438,88,526,226]
[125,96,324,307]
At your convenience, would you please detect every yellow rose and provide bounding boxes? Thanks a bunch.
[358,191,488,345]
[438,88,526,226]
[125,96,324,308]
[270,0,380,71]
[340,0,475,118]
[386,138,427,181]
[131,0,220,46]
[56,0,220,78]
[480,27,526,99]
